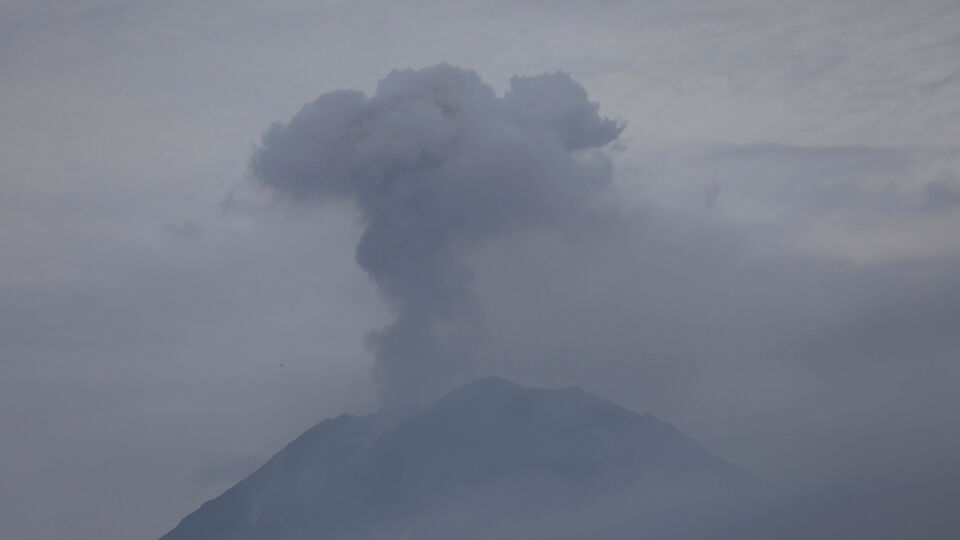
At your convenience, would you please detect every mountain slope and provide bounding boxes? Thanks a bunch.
[161,378,751,539]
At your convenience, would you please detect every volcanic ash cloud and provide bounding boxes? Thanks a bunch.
[251,64,623,406]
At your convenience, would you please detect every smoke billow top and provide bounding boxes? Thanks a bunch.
[252,64,623,406]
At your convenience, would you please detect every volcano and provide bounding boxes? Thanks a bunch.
[160,378,753,539]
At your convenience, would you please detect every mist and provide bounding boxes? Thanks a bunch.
[3,1,960,539]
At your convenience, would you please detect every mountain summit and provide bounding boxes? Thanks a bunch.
[160,378,752,539]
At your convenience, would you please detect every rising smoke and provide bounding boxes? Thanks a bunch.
[251,64,622,405]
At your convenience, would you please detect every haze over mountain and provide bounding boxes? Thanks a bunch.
[162,377,960,539]
[160,378,753,540]
[5,4,960,539]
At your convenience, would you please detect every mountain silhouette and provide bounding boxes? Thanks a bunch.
[160,378,753,539]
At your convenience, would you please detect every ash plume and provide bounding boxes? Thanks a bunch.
[251,64,622,406]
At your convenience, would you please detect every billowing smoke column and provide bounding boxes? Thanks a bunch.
[252,64,622,406]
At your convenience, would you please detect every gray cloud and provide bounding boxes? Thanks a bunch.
[163,220,203,238]
[251,64,622,406]
[923,172,960,212]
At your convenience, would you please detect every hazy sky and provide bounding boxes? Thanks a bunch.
[2,1,960,539]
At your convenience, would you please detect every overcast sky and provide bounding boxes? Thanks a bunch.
[2,1,960,539]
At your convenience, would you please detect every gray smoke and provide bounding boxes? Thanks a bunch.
[251,64,623,405]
